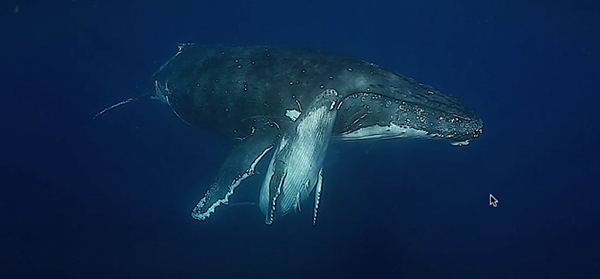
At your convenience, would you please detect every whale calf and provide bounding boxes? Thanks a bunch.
[259,88,341,225]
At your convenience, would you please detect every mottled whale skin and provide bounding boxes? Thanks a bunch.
[145,44,483,224]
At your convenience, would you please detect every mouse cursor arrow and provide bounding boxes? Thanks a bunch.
[489,194,498,207]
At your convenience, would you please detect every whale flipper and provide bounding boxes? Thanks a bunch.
[191,123,280,221]
[312,168,324,226]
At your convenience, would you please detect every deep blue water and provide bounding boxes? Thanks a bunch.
[2,0,599,278]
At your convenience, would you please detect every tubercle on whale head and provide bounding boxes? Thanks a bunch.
[390,103,484,146]
[422,111,484,146]
[448,119,483,146]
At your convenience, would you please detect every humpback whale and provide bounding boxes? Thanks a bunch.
[259,88,341,225]
[99,44,483,225]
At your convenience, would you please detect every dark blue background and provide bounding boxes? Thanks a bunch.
[1,0,599,278]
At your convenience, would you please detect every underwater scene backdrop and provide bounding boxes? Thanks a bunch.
[1,0,599,278]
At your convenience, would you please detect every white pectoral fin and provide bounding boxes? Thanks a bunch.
[191,124,278,221]
[313,168,324,226]
[265,164,287,225]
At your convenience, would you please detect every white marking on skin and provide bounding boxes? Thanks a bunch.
[176,42,194,56]
[329,101,336,111]
[336,100,343,110]
[192,145,274,221]
[266,120,280,130]
[351,114,368,126]
[285,109,301,121]
[295,191,302,213]
[278,137,288,152]
[339,122,432,141]
[313,168,323,226]
[450,140,470,146]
